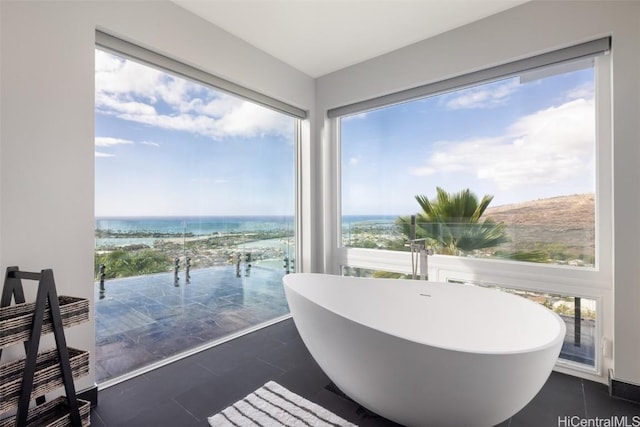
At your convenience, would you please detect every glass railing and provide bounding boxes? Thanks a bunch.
[340,266,596,369]
[448,281,596,368]
[94,216,294,383]
[95,216,295,283]
[342,220,595,267]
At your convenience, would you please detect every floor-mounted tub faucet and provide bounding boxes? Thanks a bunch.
[406,215,433,280]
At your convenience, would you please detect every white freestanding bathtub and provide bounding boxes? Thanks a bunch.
[283,273,565,427]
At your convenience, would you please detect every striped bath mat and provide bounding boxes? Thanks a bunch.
[208,381,358,427]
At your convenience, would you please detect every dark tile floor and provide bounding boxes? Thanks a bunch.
[95,266,289,382]
[91,318,640,427]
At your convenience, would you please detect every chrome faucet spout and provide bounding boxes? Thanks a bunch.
[406,215,432,280]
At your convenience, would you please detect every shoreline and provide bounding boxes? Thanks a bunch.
[95,231,296,276]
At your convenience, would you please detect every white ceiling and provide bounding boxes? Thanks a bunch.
[173,0,529,78]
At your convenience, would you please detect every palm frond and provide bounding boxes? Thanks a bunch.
[400,188,507,253]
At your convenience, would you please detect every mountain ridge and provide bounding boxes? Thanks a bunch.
[485,193,594,228]
[484,193,595,259]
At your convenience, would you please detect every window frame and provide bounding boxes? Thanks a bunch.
[330,49,613,378]
[94,34,303,273]
[95,30,307,120]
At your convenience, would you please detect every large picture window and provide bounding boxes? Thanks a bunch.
[94,35,300,383]
[340,57,597,268]
[334,39,611,372]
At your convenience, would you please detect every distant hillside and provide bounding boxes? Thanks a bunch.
[484,194,595,260]
[485,194,594,228]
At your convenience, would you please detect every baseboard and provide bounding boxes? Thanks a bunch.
[77,385,98,407]
[609,370,640,404]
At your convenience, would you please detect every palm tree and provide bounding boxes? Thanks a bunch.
[396,187,508,255]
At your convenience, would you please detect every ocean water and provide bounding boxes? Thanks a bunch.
[96,216,296,236]
[96,215,398,234]
[95,215,398,247]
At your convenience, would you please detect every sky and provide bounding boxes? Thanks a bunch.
[96,49,596,218]
[95,49,295,217]
[341,62,596,215]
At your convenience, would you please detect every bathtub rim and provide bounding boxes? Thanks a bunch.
[283,272,567,356]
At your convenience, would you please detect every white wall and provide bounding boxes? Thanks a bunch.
[0,0,314,391]
[316,1,640,385]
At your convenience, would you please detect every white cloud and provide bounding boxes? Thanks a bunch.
[140,141,160,147]
[95,50,165,103]
[442,79,519,110]
[343,112,369,121]
[95,50,293,140]
[95,151,115,158]
[95,93,157,117]
[564,82,594,101]
[410,98,595,191]
[95,136,134,147]
[212,101,293,139]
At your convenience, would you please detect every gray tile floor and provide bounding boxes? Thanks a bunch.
[95,266,289,382]
[91,318,640,427]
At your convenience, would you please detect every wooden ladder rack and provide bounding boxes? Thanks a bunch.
[0,267,83,426]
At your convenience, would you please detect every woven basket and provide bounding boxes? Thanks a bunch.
[0,348,89,415]
[0,397,90,427]
[0,297,89,349]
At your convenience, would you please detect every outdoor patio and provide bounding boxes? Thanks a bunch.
[94,266,289,383]
[94,266,595,384]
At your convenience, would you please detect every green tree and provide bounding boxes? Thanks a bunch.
[397,187,509,255]
[95,249,171,279]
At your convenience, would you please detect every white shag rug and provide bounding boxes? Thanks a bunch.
[208,381,358,427]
